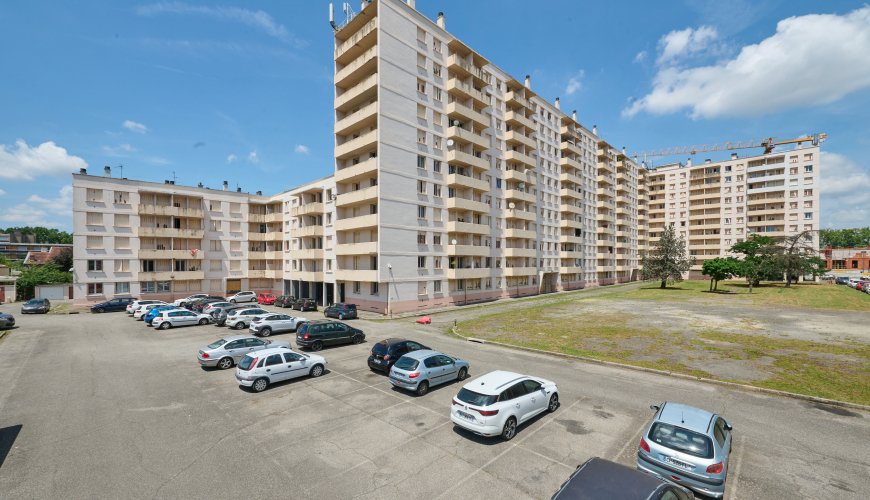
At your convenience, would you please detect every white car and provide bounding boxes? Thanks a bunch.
[227,291,257,304]
[451,370,559,441]
[248,313,308,337]
[133,303,167,320]
[203,301,233,315]
[152,309,212,330]
[235,347,327,392]
[127,300,164,314]
[225,307,268,330]
[174,294,208,307]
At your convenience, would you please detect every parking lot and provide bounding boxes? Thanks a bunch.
[0,304,868,499]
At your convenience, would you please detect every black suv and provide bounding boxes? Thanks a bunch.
[367,338,430,372]
[296,320,364,351]
[293,298,317,311]
[275,295,296,308]
[90,297,137,313]
[324,303,358,320]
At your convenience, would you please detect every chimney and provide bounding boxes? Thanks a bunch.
[622,147,627,156]
[592,125,597,136]
[236,187,242,193]
[555,97,560,110]
[705,158,712,164]
[164,180,171,184]
[256,190,262,196]
[197,182,203,188]
[79,168,87,175]
[524,74,531,89]
[436,12,445,29]
[686,158,693,168]
[572,110,577,121]
[223,180,228,191]
[731,153,738,160]
[103,165,111,177]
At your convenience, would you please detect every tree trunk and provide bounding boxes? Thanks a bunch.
[709,278,714,291]
[713,279,718,291]
[660,279,666,289]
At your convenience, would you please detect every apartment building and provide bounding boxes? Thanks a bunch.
[645,147,821,277]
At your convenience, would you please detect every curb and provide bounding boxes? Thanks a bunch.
[449,327,870,413]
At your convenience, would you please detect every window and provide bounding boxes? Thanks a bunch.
[86,212,103,226]
[265,354,283,367]
[417,129,427,144]
[804,212,813,220]
[115,282,129,294]
[433,185,442,197]
[417,232,426,244]
[141,260,155,272]
[804,165,813,173]
[433,87,442,101]
[433,63,441,77]
[433,234,441,245]
[417,104,426,119]
[417,79,426,94]
[113,214,130,227]
[86,236,103,249]
[418,180,427,194]
[370,282,379,295]
[417,281,427,296]
[114,260,129,272]
[434,256,441,268]
[417,256,426,268]
[433,160,442,173]
[353,281,361,294]
[157,281,171,293]
[433,280,441,293]
[141,282,155,294]
[87,283,103,295]
[417,205,426,219]
[417,155,426,169]
[87,260,103,272]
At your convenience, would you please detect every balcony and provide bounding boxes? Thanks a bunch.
[559,172,583,185]
[507,209,535,221]
[247,269,281,279]
[292,202,325,216]
[505,130,535,149]
[504,189,534,203]
[504,169,535,185]
[248,232,282,242]
[335,101,377,136]
[595,253,615,261]
[335,129,378,160]
[559,266,583,274]
[447,101,489,128]
[560,188,582,199]
[560,219,583,229]
[446,197,490,213]
[139,270,204,281]
[561,204,583,216]
[559,156,582,170]
[561,235,584,244]
[560,141,583,157]
[137,227,204,239]
[297,225,325,237]
[503,266,537,277]
[335,157,377,184]
[334,17,377,63]
[447,126,489,149]
[335,213,378,232]
[504,228,535,239]
[294,248,325,260]
[446,54,488,85]
[336,185,378,207]
[447,173,489,192]
[505,90,532,109]
[447,244,490,257]
[504,149,535,168]
[504,247,536,258]
[335,46,377,87]
[446,78,488,107]
[138,204,203,218]
[447,149,489,170]
[294,270,327,282]
[505,110,534,130]
[138,249,205,260]
[447,220,491,235]
[559,250,584,259]
[335,73,378,111]
[335,241,378,255]
[337,269,379,282]
[446,267,490,280]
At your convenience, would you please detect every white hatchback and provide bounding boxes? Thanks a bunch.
[451,370,559,441]
[235,348,327,392]
[127,300,165,314]
[152,309,212,329]
[228,291,258,303]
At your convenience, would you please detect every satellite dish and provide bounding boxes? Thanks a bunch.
[508,202,516,210]
[446,139,454,147]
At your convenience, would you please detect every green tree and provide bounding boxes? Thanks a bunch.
[641,225,694,289]
[730,235,779,293]
[778,230,825,287]
[15,263,72,301]
[0,226,72,244]
[702,257,741,291]
[51,247,73,272]
[819,227,870,248]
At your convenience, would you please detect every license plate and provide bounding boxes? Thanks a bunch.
[665,457,693,470]
[372,359,381,364]
[456,410,474,421]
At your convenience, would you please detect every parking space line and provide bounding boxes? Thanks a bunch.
[727,434,745,500]
[613,422,645,465]
[517,444,575,470]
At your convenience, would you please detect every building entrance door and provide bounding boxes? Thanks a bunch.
[226,279,241,295]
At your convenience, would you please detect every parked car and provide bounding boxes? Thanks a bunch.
[275,295,296,308]
[848,278,861,288]
[228,291,257,304]
[174,294,208,307]
[21,298,51,314]
[388,349,469,396]
[0,312,15,329]
[197,335,291,370]
[186,296,224,311]
[368,338,430,373]
[127,299,164,314]
[835,276,850,285]
[857,281,868,291]
[203,301,233,315]
[143,305,182,326]
[551,457,694,500]
[296,320,364,351]
[235,348,327,392]
[152,309,212,330]
[90,297,137,313]
[451,370,559,441]
[191,298,225,313]
[324,302,358,320]
[292,297,317,311]
[134,303,167,320]
[637,402,732,499]
[210,305,250,326]
[225,307,269,330]
[248,313,308,337]
[257,293,277,305]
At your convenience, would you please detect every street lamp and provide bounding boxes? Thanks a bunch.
[169,273,175,302]
[387,263,392,319]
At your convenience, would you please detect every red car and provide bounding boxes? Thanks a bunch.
[257,293,277,305]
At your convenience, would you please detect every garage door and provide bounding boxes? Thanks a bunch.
[38,286,65,299]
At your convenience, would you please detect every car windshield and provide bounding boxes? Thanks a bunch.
[648,422,714,459]
[372,342,391,355]
[456,388,498,407]
[238,356,257,371]
[207,339,226,349]
[393,357,419,371]
[25,299,41,305]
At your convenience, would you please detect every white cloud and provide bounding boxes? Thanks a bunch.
[102,143,137,156]
[819,152,870,229]
[657,26,718,65]
[137,3,303,46]
[625,6,870,118]
[634,51,647,63]
[0,140,87,181]
[0,185,72,228]
[248,151,259,163]
[226,153,237,164]
[294,144,310,154]
[28,185,73,216]
[122,120,149,134]
[564,70,585,96]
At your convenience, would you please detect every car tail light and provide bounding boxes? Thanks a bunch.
[706,462,723,474]
[476,408,499,417]
[201,353,210,359]
[640,437,650,453]
[409,372,420,379]
[452,398,463,406]
[303,333,309,340]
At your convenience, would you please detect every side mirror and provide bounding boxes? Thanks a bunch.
[649,405,660,412]
[724,421,733,431]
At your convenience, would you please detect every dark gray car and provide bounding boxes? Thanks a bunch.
[21,298,51,314]
[0,312,15,329]
[197,335,291,369]
[552,457,693,499]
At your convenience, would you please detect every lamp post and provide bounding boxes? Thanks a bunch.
[169,274,175,302]
[387,263,392,319]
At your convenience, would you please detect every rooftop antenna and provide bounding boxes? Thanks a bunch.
[328,3,338,31]
[117,164,124,178]
[343,2,356,25]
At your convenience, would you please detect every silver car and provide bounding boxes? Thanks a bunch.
[197,335,291,369]
[248,313,308,337]
[389,349,470,396]
[637,402,732,498]
[152,309,212,329]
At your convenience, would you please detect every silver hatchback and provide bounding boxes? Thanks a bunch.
[197,335,291,369]
[637,402,732,498]
[388,349,470,396]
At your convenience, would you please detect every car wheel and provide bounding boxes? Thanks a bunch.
[310,364,324,377]
[260,327,272,337]
[198,318,209,325]
[501,417,518,441]
[547,393,560,413]
[94,308,104,313]
[158,322,171,330]
[457,367,468,381]
[230,299,236,303]
[415,381,429,396]
[352,334,363,344]
[338,313,345,320]
[234,322,246,330]
[311,341,323,352]
[217,357,234,370]
[251,378,269,393]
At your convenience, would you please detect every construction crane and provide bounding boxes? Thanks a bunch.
[632,133,827,163]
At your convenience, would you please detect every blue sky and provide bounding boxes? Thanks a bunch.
[1,0,868,230]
